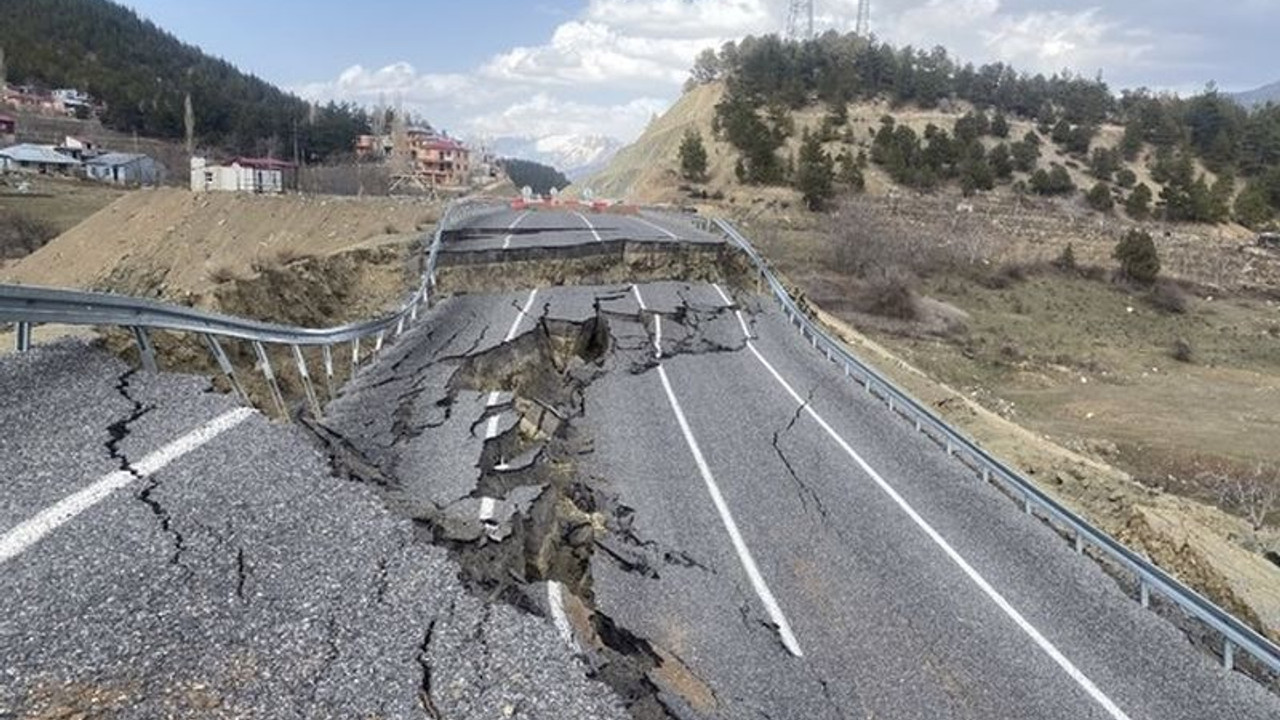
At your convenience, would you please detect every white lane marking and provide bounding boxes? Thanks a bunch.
[574,211,603,242]
[630,215,679,239]
[504,288,540,343]
[712,283,753,339]
[656,363,803,656]
[501,211,531,250]
[632,284,661,358]
[735,324,1131,719]
[479,497,497,523]
[547,580,575,644]
[485,391,502,407]
[0,407,255,565]
[484,414,503,440]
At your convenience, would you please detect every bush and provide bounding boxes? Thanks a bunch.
[1114,229,1161,285]
[1053,243,1078,271]
[1171,338,1194,363]
[856,274,919,320]
[0,210,59,258]
[1148,281,1188,314]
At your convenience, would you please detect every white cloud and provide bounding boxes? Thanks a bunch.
[293,1,1191,167]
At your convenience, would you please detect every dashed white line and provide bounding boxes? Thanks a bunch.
[634,285,802,657]
[504,288,539,343]
[574,211,603,242]
[725,298,1131,719]
[501,211,531,250]
[478,497,497,523]
[0,407,255,565]
[630,215,679,239]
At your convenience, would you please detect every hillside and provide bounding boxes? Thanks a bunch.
[590,33,1280,231]
[1233,80,1280,108]
[0,0,367,159]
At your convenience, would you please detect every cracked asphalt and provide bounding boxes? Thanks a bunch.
[3,209,1278,719]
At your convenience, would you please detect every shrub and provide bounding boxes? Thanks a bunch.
[1086,182,1114,212]
[1053,243,1078,271]
[1148,281,1188,314]
[856,274,919,320]
[0,210,59,258]
[1171,338,1194,363]
[1114,229,1160,285]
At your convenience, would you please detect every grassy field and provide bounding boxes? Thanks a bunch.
[749,205,1280,522]
[0,176,128,238]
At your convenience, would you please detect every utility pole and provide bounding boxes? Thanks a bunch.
[856,0,871,37]
[785,0,814,42]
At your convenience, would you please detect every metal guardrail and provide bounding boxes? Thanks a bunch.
[709,217,1280,678]
[0,197,501,418]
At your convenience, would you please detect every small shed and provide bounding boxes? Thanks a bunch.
[0,143,82,174]
[85,152,163,186]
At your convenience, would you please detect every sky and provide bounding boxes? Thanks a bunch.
[121,0,1279,157]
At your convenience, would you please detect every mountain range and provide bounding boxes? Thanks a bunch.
[489,134,623,181]
[1231,80,1280,108]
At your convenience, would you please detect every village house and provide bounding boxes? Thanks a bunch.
[0,143,81,174]
[0,114,15,145]
[190,156,295,194]
[86,152,163,186]
[406,127,471,188]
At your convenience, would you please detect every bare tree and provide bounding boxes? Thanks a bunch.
[1202,463,1279,532]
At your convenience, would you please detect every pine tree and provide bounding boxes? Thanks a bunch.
[1126,183,1153,220]
[1086,182,1114,212]
[678,129,708,182]
[795,128,835,211]
[1114,229,1161,284]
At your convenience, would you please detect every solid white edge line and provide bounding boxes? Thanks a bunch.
[500,210,531,250]
[504,288,539,343]
[742,337,1131,720]
[547,580,575,645]
[574,211,603,242]
[656,364,804,657]
[0,407,256,565]
[632,215,678,239]
[654,314,662,359]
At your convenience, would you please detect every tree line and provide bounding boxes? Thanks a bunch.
[688,32,1280,226]
[0,0,370,161]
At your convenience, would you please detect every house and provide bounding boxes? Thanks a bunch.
[190,156,295,194]
[86,152,163,186]
[405,129,471,188]
[0,143,81,174]
[0,114,15,145]
[58,136,98,161]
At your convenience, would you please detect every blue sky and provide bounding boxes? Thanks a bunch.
[120,1,1278,170]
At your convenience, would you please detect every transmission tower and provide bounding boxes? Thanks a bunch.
[785,0,814,42]
[856,0,871,37]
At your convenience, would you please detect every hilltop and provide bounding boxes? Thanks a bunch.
[1233,80,1280,108]
[0,0,367,160]
[586,34,1280,232]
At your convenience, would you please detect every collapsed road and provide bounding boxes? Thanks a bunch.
[1,207,1277,718]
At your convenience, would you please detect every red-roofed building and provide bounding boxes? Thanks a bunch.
[406,129,471,188]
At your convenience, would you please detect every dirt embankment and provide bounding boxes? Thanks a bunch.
[3,188,441,314]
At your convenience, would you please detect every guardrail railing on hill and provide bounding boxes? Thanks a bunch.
[0,197,501,418]
[701,216,1280,679]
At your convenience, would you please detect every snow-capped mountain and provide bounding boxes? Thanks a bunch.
[489,134,624,181]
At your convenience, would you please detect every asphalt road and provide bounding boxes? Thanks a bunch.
[2,208,1276,719]
[441,206,721,253]
[0,341,627,718]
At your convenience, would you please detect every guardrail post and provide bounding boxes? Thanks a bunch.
[1074,529,1085,554]
[15,321,32,352]
[322,344,335,400]
[1223,638,1235,671]
[374,330,385,355]
[1022,494,1032,514]
[252,341,289,420]
[351,337,361,370]
[131,326,158,373]
[1139,580,1150,608]
[203,334,248,405]
[395,316,406,338]
[981,466,990,483]
[291,344,322,419]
